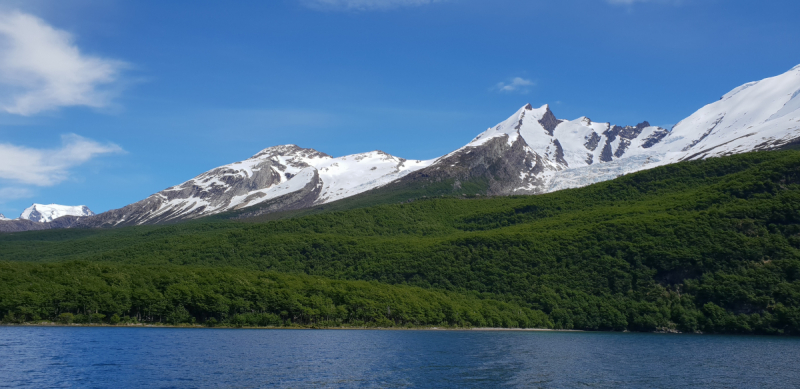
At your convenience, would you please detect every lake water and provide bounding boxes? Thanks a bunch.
[1,327,798,388]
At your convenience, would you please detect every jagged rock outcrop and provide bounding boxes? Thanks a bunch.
[399,134,557,195]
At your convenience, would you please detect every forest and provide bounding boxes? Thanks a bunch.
[1,150,800,334]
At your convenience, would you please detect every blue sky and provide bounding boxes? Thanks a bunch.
[0,0,799,216]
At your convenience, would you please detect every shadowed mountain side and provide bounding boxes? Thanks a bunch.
[0,216,83,233]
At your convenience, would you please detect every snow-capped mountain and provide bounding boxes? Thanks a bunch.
[401,103,670,196]
[70,146,433,227]
[0,213,9,221]
[19,204,95,223]
[541,64,800,192]
[6,64,800,230]
[402,64,800,195]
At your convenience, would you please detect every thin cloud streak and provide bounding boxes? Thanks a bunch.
[0,134,124,186]
[0,10,126,115]
[495,77,535,94]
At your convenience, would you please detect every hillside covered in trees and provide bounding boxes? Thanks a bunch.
[2,150,800,334]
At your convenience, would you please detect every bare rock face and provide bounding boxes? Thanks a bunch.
[0,219,49,233]
[392,132,565,197]
[0,215,83,232]
[641,128,670,149]
[232,170,323,219]
[538,107,562,137]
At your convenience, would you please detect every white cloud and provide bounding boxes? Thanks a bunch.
[495,77,535,94]
[0,134,123,186]
[301,0,443,11]
[0,10,126,115]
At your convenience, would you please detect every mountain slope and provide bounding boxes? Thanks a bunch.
[383,103,667,198]
[71,145,432,227]
[668,64,800,159]
[0,216,83,233]
[3,150,800,333]
[545,64,800,192]
[392,64,800,198]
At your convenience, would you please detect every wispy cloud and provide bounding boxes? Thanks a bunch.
[0,134,123,186]
[494,77,535,94]
[0,10,126,115]
[301,0,444,11]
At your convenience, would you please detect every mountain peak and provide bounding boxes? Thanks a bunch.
[520,103,552,118]
[0,213,9,221]
[20,204,94,223]
[250,144,332,160]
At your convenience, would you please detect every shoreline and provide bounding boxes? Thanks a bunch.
[0,322,583,332]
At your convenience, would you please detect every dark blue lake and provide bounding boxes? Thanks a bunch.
[1,327,798,388]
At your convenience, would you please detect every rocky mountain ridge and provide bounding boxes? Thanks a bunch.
[4,64,800,230]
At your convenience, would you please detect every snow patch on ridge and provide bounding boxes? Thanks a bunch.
[315,150,433,204]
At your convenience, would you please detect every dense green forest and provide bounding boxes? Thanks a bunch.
[2,150,800,334]
[0,262,546,328]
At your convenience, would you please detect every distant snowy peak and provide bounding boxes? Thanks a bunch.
[661,64,800,161]
[0,213,9,221]
[138,144,331,224]
[436,64,800,196]
[19,204,95,223]
[418,102,672,196]
[72,144,433,226]
[544,64,800,193]
[464,103,668,171]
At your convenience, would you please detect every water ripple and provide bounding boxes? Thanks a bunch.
[0,327,798,388]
